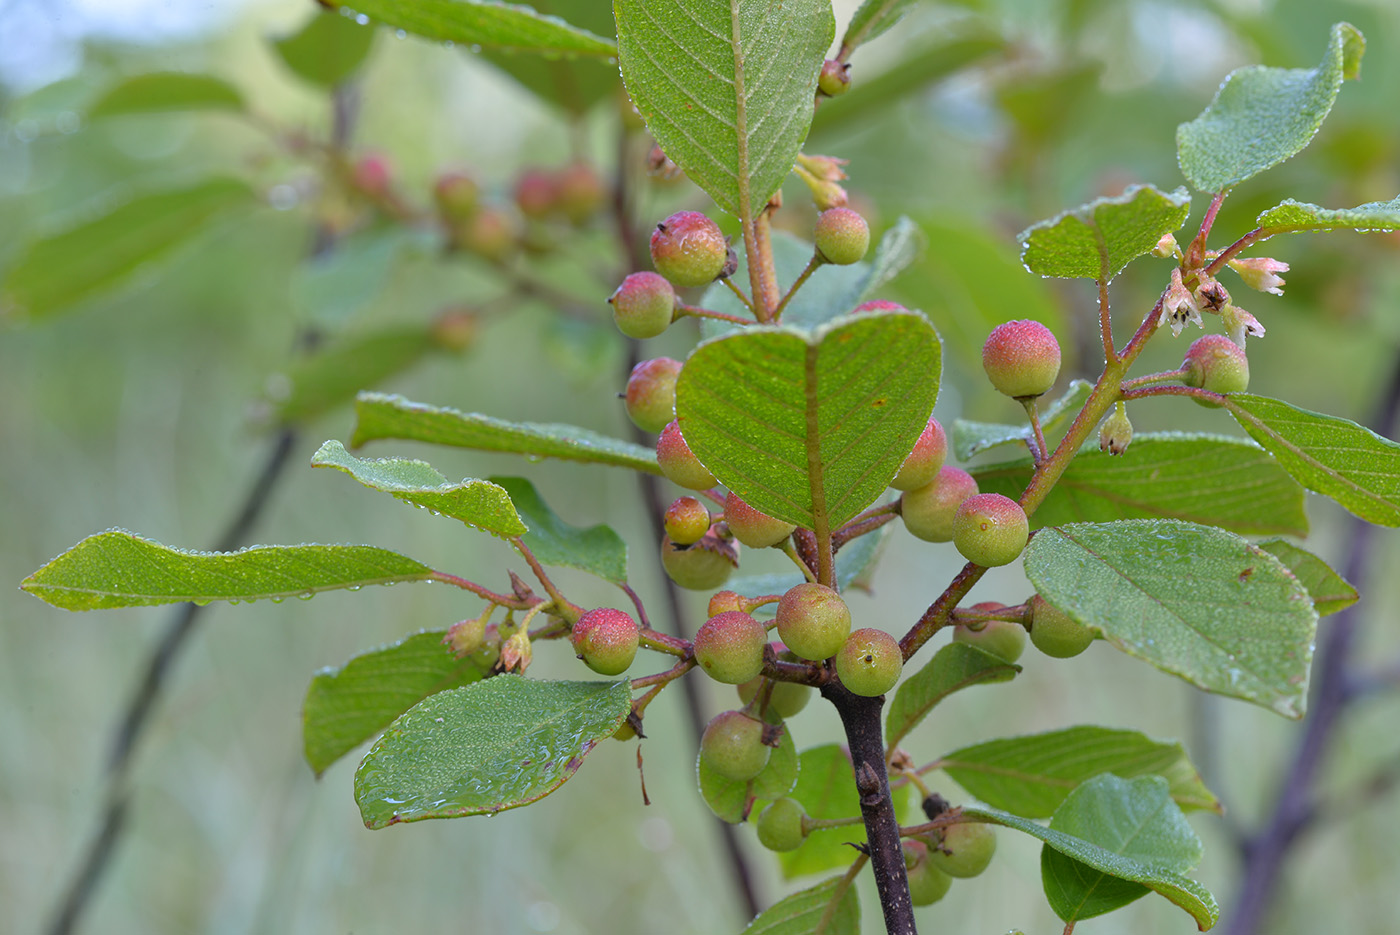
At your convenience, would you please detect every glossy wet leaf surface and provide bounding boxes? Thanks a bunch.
[1256,192,1400,235]
[1018,184,1191,281]
[1255,538,1357,616]
[323,0,616,57]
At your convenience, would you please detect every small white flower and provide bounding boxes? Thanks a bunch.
[1159,267,1203,336]
[1228,257,1289,295]
[1222,305,1266,348]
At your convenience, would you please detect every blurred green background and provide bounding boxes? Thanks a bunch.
[3,0,1400,932]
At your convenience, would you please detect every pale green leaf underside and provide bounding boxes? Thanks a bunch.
[741,875,859,935]
[1255,538,1357,617]
[352,392,661,474]
[275,327,437,425]
[1225,394,1400,527]
[490,476,628,584]
[953,380,1092,460]
[1177,21,1364,192]
[1019,184,1191,281]
[938,726,1220,819]
[88,72,246,117]
[1257,193,1400,236]
[312,440,527,538]
[885,643,1019,749]
[354,676,631,827]
[1040,775,1206,924]
[1025,520,1317,718]
[21,530,435,611]
[972,433,1309,536]
[614,0,834,216]
[324,0,616,56]
[843,0,919,52]
[274,11,377,88]
[697,722,798,823]
[303,631,487,776]
[677,312,941,533]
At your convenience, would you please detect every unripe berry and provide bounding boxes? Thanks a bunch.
[757,797,808,852]
[903,842,954,906]
[351,153,392,195]
[891,416,947,492]
[555,162,605,224]
[900,466,978,543]
[444,615,486,656]
[429,308,479,353]
[433,172,479,221]
[700,709,770,782]
[982,320,1061,398]
[657,420,717,490]
[650,210,729,287]
[1099,402,1133,456]
[624,357,682,433]
[853,300,907,314]
[928,822,997,878]
[610,272,676,339]
[814,207,870,265]
[1029,594,1096,658]
[660,532,739,591]
[953,493,1029,567]
[454,206,517,262]
[694,610,767,684]
[513,168,558,219]
[708,590,748,617]
[724,490,796,548]
[737,675,813,719]
[953,603,1026,663]
[835,628,903,696]
[776,582,852,661]
[664,496,711,546]
[570,607,640,675]
[1182,333,1249,405]
[817,59,852,97]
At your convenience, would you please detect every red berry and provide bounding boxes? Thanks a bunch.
[890,416,947,492]
[900,466,978,543]
[724,490,795,548]
[664,496,710,545]
[775,582,852,661]
[817,59,852,97]
[1182,334,1249,404]
[852,300,907,314]
[514,168,558,218]
[610,272,676,339]
[814,207,870,265]
[982,320,1061,398]
[694,610,768,684]
[657,420,717,490]
[554,162,605,224]
[351,153,392,195]
[453,206,517,262]
[708,590,748,617]
[952,493,1029,567]
[624,357,681,433]
[650,211,728,287]
[571,608,640,675]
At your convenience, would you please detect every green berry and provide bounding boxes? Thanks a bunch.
[953,603,1026,663]
[724,490,796,548]
[901,466,978,543]
[624,357,681,433]
[700,709,770,781]
[817,59,852,97]
[835,628,903,696]
[756,797,808,851]
[903,842,954,906]
[928,822,996,878]
[775,582,852,662]
[664,496,710,546]
[660,532,739,591]
[737,675,813,719]
[433,172,479,221]
[982,320,1061,398]
[814,207,870,265]
[694,610,768,684]
[1029,594,1095,658]
[953,493,1029,567]
[891,416,947,492]
[657,420,717,490]
[650,211,729,287]
[610,272,676,339]
[1182,334,1249,405]
[570,607,640,675]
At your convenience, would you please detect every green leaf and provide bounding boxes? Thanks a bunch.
[352,393,661,474]
[971,433,1309,537]
[274,326,437,425]
[87,73,245,117]
[779,745,865,879]
[953,380,1092,461]
[1256,193,1400,236]
[1255,538,1357,617]
[354,676,631,827]
[303,631,487,776]
[938,726,1220,818]
[489,476,627,584]
[697,722,798,824]
[727,513,893,612]
[843,0,919,52]
[273,11,376,88]
[741,875,859,935]
[1225,394,1400,526]
[967,789,1218,929]
[0,178,254,321]
[291,227,424,327]
[1039,775,1209,924]
[1018,184,1191,281]
[477,0,618,114]
[322,0,616,57]
[677,312,941,536]
[1177,22,1364,192]
[614,0,834,217]
[311,440,527,538]
[21,530,435,611]
[1024,520,1318,717]
[885,643,1020,749]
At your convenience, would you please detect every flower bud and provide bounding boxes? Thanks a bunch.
[1098,402,1132,456]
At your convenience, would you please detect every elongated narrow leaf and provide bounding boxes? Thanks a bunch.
[490,476,627,584]
[1255,538,1357,616]
[1,178,254,321]
[274,326,438,424]
[972,434,1309,536]
[677,312,941,537]
[843,0,919,52]
[22,530,435,611]
[1178,21,1364,192]
[742,875,859,935]
[697,722,798,824]
[1024,520,1317,717]
[312,440,527,537]
[1256,193,1400,237]
[779,745,866,879]
[938,726,1220,818]
[1225,394,1400,526]
[479,0,618,114]
[355,676,630,827]
[1019,184,1191,281]
[953,380,1092,461]
[352,393,661,473]
[303,631,487,775]
[886,643,1019,749]
[274,11,376,88]
[1039,775,1207,924]
[967,794,1218,930]
[615,0,833,217]
[88,73,245,117]
[323,0,616,57]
